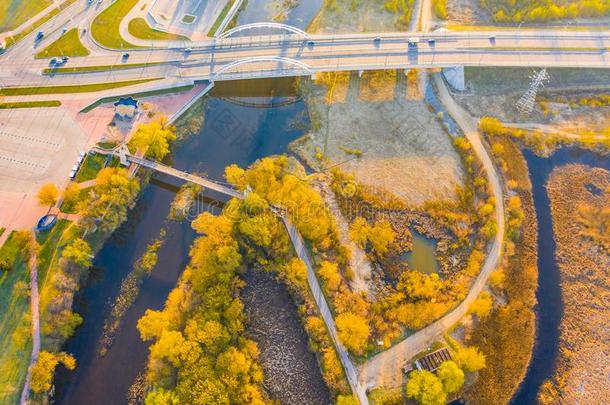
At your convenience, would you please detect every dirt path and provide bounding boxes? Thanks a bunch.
[19,256,41,405]
[315,179,374,296]
[503,122,608,141]
[357,74,506,389]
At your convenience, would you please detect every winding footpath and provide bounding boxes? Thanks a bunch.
[358,74,505,389]
[19,257,41,405]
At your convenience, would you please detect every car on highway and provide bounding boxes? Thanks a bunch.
[408,37,419,48]
[307,40,315,47]
[184,47,192,53]
[122,53,130,60]
[35,32,44,41]
[428,38,436,47]
[374,36,381,43]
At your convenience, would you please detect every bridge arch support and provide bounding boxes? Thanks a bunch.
[216,22,310,39]
[212,56,313,80]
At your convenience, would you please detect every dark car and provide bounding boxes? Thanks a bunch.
[35,31,44,41]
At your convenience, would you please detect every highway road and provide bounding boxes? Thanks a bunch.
[1,28,609,89]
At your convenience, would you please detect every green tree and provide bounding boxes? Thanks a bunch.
[406,370,447,405]
[61,183,81,211]
[337,394,359,405]
[145,388,180,405]
[61,238,93,268]
[437,360,465,394]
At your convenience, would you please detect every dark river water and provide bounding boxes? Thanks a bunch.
[54,78,331,404]
[511,147,610,404]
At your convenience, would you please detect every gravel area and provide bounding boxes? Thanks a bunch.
[242,268,331,405]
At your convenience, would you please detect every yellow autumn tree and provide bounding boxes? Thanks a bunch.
[31,351,76,393]
[336,312,370,355]
[319,261,341,292]
[37,183,59,209]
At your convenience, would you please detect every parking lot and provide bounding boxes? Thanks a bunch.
[0,107,88,194]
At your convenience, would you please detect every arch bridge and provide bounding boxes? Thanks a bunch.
[216,22,310,40]
[211,56,313,81]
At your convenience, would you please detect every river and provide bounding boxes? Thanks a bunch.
[54,78,330,404]
[511,147,610,404]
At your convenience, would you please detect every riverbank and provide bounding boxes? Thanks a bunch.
[55,78,350,404]
[463,130,538,405]
[539,164,609,403]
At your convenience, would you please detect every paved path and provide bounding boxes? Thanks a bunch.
[282,216,369,405]
[107,152,370,403]
[19,256,41,405]
[358,74,505,389]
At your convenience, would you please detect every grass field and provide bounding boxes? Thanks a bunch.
[0,233,32,405]
[0,78,159,96]
[36,220,72,286]
[43,61,168,75]
[2,0,77,50]
[208,0,236,36]
[128,17,189,41]
[0,100,61,109]
[35,28,89,58]
[91,0,140,49]
[75,153,119,182]
[0,0,51,32]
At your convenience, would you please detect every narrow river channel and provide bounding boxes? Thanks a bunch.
[54,78,331,404]
[511,147,610,404]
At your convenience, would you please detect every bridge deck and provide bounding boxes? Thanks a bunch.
[127,155,245,199]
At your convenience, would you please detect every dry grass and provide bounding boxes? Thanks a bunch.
[463,136,538,405]
[539,164,610,404]
[358,70,396,102]
[294,75,464,206]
